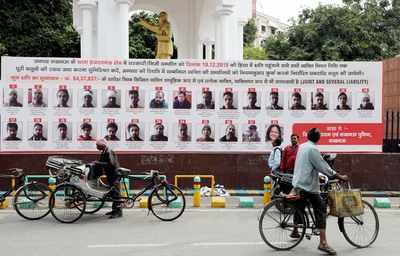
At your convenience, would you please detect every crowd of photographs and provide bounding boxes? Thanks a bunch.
[1,83,376,149]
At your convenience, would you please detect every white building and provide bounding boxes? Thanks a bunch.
[73,0,252,60]
[253,11,288,47]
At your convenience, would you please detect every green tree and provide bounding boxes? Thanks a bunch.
[264,0,400,61]
[243,18,257,47]
[0,0,80,58]
[243,46,267,60]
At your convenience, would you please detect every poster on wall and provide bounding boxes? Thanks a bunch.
[0,57,383,152]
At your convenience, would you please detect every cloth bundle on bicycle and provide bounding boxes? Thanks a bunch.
[328,189,364,217]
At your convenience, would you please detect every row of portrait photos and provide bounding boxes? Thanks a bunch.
[2,84,376,111]
[3,118,285,143]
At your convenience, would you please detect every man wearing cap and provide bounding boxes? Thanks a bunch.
[57,123,70,141]
[5,123,22,141]
[28,123,47,141]
[93,139,123,218]
[78,122,94,141]
[243,125,261,142]
[5,89,23,107]
[82,90,95,108]
[103,90,120,108]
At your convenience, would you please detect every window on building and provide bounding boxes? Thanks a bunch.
[270,26,277,35]
[261,25,266,33]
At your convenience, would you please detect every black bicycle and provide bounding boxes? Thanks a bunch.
[259,178,379,250]
[49,161,186,223]
[0,168,51,220]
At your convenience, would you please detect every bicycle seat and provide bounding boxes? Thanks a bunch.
[10,168,24,177]
[117,167,131,176]
[284,193,301,202]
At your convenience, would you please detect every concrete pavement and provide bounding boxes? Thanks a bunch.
[0,206,399,256]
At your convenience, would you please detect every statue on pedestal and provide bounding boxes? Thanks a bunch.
[139,11,173,59]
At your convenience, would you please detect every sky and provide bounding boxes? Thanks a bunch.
[258,0,344,23]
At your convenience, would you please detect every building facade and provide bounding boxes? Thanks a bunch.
[73,0,252,60]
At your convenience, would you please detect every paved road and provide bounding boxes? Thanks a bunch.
[0,208,398,256]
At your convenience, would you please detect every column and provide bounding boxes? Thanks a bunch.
[78,0,97,58]
[115,0,135,59]
[237,20,246,60]
[215,5,233,60]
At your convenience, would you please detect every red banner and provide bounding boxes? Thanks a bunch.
[293,123,383,145]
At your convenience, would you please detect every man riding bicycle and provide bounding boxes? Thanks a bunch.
[292,128,348,255]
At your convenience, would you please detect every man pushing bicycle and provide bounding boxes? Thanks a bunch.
[92,139,123,219]
[292,128,348,255]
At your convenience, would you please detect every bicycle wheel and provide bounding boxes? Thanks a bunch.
[82,195,104,214]
[339,200,379,248]
[14,182,51,220]
[149,184,185,221]
[49,184,86,223]
[259,199,306,250]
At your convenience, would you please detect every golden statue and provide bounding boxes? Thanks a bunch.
[139,11,173,59]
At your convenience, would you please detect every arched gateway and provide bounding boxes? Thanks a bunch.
[72,0,252,60]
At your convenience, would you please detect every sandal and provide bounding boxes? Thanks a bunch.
[318,244,337,255]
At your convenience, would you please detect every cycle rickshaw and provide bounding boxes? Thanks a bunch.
[46,156,186,223]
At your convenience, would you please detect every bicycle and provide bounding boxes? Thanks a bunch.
[0,168,51,220]
[47,157,186,223]
[259,178,379,250]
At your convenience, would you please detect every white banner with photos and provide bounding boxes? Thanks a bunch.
[0,57,383,152]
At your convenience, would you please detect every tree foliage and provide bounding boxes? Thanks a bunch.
[243,18,257,47]
[0,0,80,58]
[243,46,267,60]
[264,0,400,61]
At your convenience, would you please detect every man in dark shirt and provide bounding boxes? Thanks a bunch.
[56,88,70,108]
[150,123,168,141]
[197,91,215,109]
[243,91,261,110]
[94,139,122,218]
[220,124,238,142]
[220,91,236,109]
[5,123,22,141]
[312,92,328,110]
[149,91,167,108]
[28,123,47,141]
[5,89,23,107]
[336,92,351,110]
[173,91,191,109]
[358,93,374,110]
[82,90,95,108]
[267,91,283,110]
[103,90,120,108]
[104,122,120,141]
[290,92,306,110]
[126,123,143,141]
